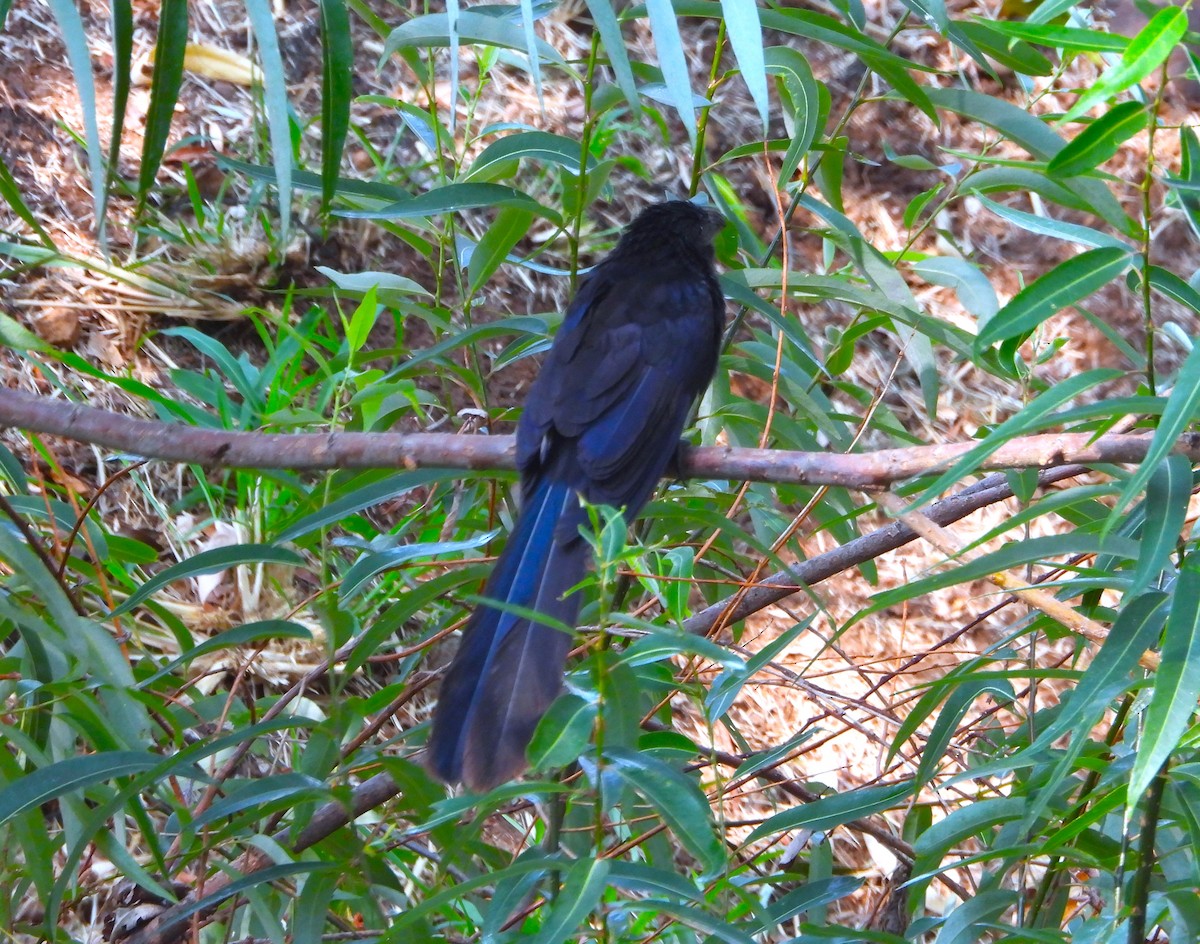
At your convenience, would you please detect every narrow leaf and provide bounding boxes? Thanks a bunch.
[583,0,639,108]
[1129,562,1200,808]
[976,195,1128,249]
[530,857,610,944]
[244,0,293,242]
[1062,7,1188,123]
[1048,101,1147,177]
[1030,591,1167,752]
[0,752,160,826]
[746,781,913,842]
[109,545,305,617]
[646,0,698,142]
[721,0,769,130]
[46,0,107,242]
[976,247,1133,349]
[1127,454,1192,597]
[1113,338,1200,522]
[318,0,353,212]
[138,0,188,208]
[605,746,724,871]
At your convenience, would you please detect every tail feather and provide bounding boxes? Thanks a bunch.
[429,478,588,790]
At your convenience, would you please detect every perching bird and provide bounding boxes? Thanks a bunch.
[428,200,727,791]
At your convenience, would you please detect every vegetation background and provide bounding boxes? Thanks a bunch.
[1,0,1199,939]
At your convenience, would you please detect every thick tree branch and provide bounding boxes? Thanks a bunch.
[683,465,1088,637]
[2,387,1195,488]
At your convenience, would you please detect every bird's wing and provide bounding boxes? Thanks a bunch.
[522,273,720,508]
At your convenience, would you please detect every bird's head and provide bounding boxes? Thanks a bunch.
[616,200,727,257]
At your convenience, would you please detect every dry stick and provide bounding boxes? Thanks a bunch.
[682,465,1088,639]
[122,466,1081,944]
[873,491,1161,672]
[123,772,405,944]
[2,386,1198,487]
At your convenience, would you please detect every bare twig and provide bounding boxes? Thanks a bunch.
[1,387,1195,487]
[684,465,1090,637]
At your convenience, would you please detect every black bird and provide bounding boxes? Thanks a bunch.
[428,201,727,791]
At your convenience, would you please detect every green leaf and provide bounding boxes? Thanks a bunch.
[275,470,458,543]
[1031,591,1168,752]
[746,781,913,842]
[344,285,378,353]
[465,130,596,181]
[244,0,294,242]
[912,796,1025,860]
[912,257,998,325]
[0,159,54,248]
[385,10,566,65]
[584,0,639,109]
[1167,126,1200,239]
[316,265,431,300]
[975,195,1128,250]
[721,0,769,130]
[618,628,743,670]
[1145,264,1200,315]
[0,752,160,826]
[337,181,553,221]
[109,0,134,198]
[149,863,341,939]
[1061,7,1188,122]
[468,212,535,294]
[530,857,610,944]
[646,0,698,143]
[765,47,822,183]
[607,860,705,900]
[915,678,1014,787]
[954,20,1053,76]
[1129,562,1200,809]
[867,531,1138,614]
[755,4,938,122]
[757,876,864,929]
[318,0,353,212]
[109,545,305,617]
[605,746,724,871]
[340,534,496,602]
[1113,337,1200,522]
[1048,101,1147,177]
[46,0,107,242]
[189,773,328,831]
[925,86,1135,235]
[138,0,187,209]
[1128,454,1192,597]
[912,368,1123,504]
[139,620,314,689]
[976,247,1133,349]
[979,19,1129,53]
[519,0,547,115]
[933,888,1019,944]
[293,871,339,944]
[527,694,596,771]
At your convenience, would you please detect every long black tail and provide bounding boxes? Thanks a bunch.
[428,477,588,790]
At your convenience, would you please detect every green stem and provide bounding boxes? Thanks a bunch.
[1127,761,1169,944]
[689,19,726,197]
[1140,62,1169,394]
[569,30,603,292]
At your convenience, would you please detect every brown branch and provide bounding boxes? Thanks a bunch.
[122,772,403,944]
[1,387,1195,488]
[683,465,1089,637]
